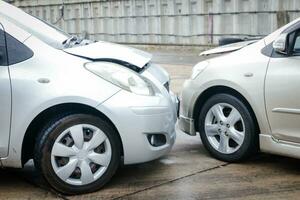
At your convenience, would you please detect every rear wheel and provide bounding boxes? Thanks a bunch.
[198,94,258,162]
[34,114,121,194]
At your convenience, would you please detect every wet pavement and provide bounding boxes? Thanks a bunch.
[1,51,300,200]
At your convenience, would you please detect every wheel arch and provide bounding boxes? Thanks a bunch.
[193,86,260,134]
[21,103,124,166]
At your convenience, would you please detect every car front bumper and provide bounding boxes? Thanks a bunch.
[178,115,196,136]
[98,89,178,165]
[177,79,200,136]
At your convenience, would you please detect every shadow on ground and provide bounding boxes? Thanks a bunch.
[1,132,300,200]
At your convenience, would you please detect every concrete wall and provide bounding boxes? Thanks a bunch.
[7,0,300,46]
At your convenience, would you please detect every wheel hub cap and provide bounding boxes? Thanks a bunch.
[77,150,88,160]
[50,124,112,186]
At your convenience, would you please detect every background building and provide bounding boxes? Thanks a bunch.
[6,0,300,47]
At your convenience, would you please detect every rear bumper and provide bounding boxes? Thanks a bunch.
[178,115,196,136]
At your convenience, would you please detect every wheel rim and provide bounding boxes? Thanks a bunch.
[204,103,245,154]
[51,124,112,186]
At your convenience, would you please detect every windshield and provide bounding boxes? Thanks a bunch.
[0,1,70,49]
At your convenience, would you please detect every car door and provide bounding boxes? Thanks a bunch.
[0,23,12,157]
[265,28,300,143]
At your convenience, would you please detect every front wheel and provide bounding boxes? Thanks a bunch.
[198,94,258,162]
[34,114,121,195]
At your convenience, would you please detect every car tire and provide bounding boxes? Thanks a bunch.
[198,93,258,162]
[34,113,121,195]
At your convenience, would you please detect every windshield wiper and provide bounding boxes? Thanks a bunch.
[62,35,79,48]
[63,35,95,48]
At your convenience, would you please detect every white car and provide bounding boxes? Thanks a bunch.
[0,1,177,194]
[179,18,300,162]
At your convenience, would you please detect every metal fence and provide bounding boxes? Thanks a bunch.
[8,0,300,46]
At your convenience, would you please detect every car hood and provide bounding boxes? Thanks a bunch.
[200,40,259,56]
[64,41,152,69]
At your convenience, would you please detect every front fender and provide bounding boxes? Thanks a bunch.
[2,93,119,168]
[185,76,270,137]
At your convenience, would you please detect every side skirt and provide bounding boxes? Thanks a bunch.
[260,134,300,159]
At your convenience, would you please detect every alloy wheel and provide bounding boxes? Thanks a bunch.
[204,103,245,154]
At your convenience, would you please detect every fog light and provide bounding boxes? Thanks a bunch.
[147,134,167,147]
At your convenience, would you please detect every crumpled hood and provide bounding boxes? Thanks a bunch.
[200,40,259,56]
[64,41,152,68]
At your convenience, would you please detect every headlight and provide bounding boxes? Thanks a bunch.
[85,62,155,96]
[191,61,209,79]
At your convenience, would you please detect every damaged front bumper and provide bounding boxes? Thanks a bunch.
[178,115,196,136]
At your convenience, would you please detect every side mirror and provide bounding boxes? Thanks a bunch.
[273,33,288,54]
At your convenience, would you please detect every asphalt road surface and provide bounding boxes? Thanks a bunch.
[0,51,300,200]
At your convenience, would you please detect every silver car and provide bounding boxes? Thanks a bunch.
[179,18,300,162]
[0,2,177,194]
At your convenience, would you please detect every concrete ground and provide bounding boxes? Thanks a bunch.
[1,51,300,200]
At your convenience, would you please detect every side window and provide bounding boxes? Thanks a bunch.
[6,32,33,65]
[0,25,7,66]
[293,33,300,53]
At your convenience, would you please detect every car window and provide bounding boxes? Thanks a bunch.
[0,25,7,66]
[0,24,33,66]
[5,32,33,65]
[293,35,300,53]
